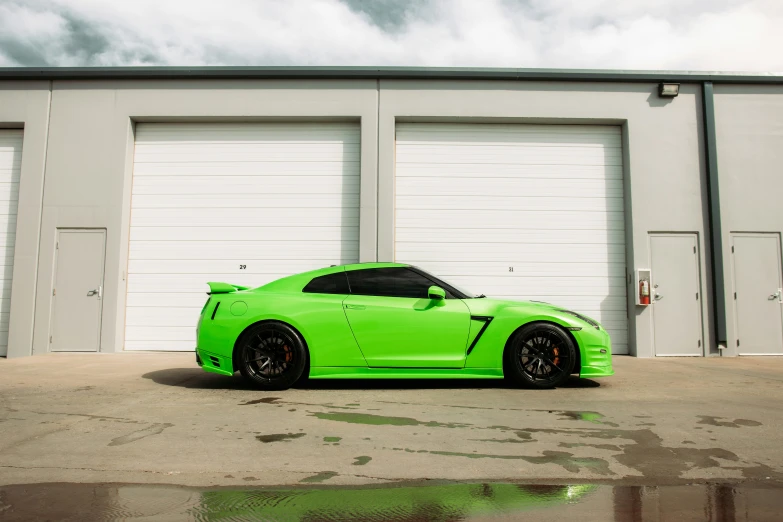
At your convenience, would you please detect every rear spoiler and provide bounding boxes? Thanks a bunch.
[207,282,250,295]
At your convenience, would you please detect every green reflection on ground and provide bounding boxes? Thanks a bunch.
[191,483,596,521]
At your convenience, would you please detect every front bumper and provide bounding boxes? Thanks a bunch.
[573,326,614,378]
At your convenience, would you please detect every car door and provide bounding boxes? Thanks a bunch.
[342,267,471,368]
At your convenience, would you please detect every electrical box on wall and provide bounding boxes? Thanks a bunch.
[636,269,652,306]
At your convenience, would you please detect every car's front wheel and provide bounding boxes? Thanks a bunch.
[237,321,308,391]
[504,322,576,389]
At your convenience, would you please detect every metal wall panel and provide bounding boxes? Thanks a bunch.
[0,130,22,356]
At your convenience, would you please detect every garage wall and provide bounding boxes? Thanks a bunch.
[0,82,51,358]
[0,77,722,358]
[714,85,783,356]
[378,81,712,357]
[29,80,378,355]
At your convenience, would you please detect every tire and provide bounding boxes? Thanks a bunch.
[504,322,576,389]
[237,321,308,391]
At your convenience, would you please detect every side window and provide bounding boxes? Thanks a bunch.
[346,268,435,299]
[302,272,350,294]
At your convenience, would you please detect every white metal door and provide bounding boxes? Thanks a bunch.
[0,130,22,356]
[126,123,360,351]
[731,233,783,355]
[650,234,704,356]
[51,230,106,352]
[394,123,628,354]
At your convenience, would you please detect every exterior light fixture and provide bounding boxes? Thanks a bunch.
[658,83,680,97]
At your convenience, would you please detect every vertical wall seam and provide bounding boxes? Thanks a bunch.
[375,78,380,261]
[29,80,53,355]
[702,81,727,345]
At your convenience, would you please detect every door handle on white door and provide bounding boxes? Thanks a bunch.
[654,293,663,301]
[770,289,782,301]
[87,286,103,299]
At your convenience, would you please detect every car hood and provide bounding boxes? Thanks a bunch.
[465,297,560,312]
[463,297,603,331]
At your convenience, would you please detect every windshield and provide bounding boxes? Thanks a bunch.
[408,266,478,299]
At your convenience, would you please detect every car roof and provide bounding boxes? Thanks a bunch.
[341,262,408,271]
[255,262,411,292]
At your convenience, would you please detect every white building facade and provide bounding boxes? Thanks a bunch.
[1,67,782,359]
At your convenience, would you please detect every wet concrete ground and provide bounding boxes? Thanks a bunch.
[1,481,781,521]
[1,353,782,488]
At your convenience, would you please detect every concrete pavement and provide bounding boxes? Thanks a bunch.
[1,353,782,487]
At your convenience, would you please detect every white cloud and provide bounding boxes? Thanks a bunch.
[0,0,781,70]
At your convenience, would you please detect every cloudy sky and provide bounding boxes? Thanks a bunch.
[0,0,781,71]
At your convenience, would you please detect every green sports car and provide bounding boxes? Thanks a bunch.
[196,263,613,390]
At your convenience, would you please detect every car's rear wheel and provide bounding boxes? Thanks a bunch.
[504,323,576,389]
[237,322,308,391]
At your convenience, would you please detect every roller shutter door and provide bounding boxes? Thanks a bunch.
[126,123,360,351]
[0,130,21,356]
[395,123,628,354]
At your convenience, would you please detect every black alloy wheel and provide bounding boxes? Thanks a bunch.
[504,323,576,389]
[238,322,307,390]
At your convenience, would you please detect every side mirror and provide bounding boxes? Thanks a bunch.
[428,285,446,300]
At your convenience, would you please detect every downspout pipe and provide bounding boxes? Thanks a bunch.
[702,81,727,346]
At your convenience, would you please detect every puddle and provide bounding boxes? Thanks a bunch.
[299,471,338,483]
[496,425,782,481]
[240,397,282,405]
[698,416,763,428]
[0,481,780,521]
[311,411,469,428]
[255,433,306,443]
[393,449,614,476]
[546,410,620,427]
[470,437,531,444]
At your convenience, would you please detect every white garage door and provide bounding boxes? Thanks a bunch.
[0,130,21,356]
[395,123,628,354]
[126,123,360,351]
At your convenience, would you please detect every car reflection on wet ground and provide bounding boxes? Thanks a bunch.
[0,481,780,521]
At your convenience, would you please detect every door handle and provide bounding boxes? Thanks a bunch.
[87,286,103,299]
[344,304,366,310]
[654,293,663,301]
[770,289,782,301]
[87,289,98,296]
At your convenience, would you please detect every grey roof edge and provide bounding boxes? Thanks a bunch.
[1,66,782,84]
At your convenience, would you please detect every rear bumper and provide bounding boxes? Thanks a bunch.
[195,346,234,376]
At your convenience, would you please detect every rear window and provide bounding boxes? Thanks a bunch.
[302,272,350,294]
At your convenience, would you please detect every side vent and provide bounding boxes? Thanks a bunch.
[211,301,221,320]
[466,316,494,356]
[209,356,221,368]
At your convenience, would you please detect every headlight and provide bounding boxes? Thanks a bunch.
[558,309,601,329]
